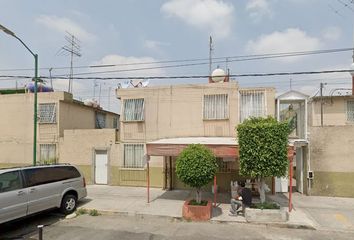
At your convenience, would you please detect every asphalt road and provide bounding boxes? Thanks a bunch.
[0,210,64,240]
[1,213,354,240]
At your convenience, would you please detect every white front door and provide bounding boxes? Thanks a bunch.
[95,150,108,184]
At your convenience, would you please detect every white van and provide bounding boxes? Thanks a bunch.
[0,164,87,224]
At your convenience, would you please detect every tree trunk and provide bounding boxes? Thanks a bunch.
[256,177,270,203]
[196,188,202,204]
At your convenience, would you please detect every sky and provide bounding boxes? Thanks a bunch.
[0,0,354,113]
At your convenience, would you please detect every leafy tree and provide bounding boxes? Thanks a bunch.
[237,117,290,203]
[176,144,218,204]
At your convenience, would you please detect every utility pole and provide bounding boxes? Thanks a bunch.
[0,24,39,166]
[320,82,327,127]
[209,36,213,76]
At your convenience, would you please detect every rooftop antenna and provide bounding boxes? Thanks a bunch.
[49,68,53,89]
[209,36,213,76]
[57,32,82,93]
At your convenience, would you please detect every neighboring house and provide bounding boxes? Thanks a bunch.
[116,82,275,191]
[276,86,354,198]
[0,90,120,184]
[307,91,354,197]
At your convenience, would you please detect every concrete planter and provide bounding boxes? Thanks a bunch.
[245,207,289,223]
[182,200,212,221]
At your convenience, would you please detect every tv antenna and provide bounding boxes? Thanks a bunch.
[57,31,82,93]
[209,36,213,76]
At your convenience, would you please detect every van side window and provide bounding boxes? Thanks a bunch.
[24,166,81,187]
[0,171,23,193]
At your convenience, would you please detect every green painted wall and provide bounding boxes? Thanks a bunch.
[76,165,92,184]
[311,171,354,198]
[76,165,164,188]
[0,163,27,169]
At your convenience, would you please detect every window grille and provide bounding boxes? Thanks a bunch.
[123,99,144,121]
[95,112,106,129]
[347,100,354,122]
[124,144,144,168]
[240,90,266,122]
[39,144,56,164]
[113,117,118,129]
[39,103,56,123]
[217,158,233,173]
[203,94,228,120]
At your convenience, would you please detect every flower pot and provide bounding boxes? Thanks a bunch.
[182,200,212,221]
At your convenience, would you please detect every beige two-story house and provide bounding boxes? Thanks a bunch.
[116,81,275,191]
[0,90,119,185]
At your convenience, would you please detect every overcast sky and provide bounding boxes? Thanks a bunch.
[0,0,354,113]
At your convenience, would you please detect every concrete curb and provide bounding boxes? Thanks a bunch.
[79,207,316,230]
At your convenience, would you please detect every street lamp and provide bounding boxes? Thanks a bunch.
[0,23,38,166]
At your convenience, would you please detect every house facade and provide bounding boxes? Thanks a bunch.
[116,82,276,191]
[307,94,354,197]
[276,86,354,198]
[0,91,119,184]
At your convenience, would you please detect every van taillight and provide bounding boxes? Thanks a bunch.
[83,177,86,187]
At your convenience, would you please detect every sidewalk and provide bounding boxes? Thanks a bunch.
[80,185,354,232]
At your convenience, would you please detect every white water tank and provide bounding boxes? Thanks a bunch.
[211,68,226,82]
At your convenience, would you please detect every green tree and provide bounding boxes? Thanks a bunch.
[237,117,290,203]
[176,144,218,204]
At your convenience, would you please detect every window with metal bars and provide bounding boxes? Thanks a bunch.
[39,103,56,123]
[203,94,228,120]
[216,158,234,173]
[123,99,144,121]
[240,90,266,122]
[347,100,354,122]
[95,112,106,129]
[39,144,56,164]
[113,117,118,129]
[123,144,144,168]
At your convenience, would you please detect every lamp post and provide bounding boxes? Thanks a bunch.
[0,24,38,166]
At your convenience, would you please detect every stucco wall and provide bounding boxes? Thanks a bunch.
[0,92,67,164]
[309,125,354,197]
[59,129,119,166]
[310,96,354,126]
[117,83,275,142]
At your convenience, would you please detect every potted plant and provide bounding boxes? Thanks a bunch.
[176,144,218,221]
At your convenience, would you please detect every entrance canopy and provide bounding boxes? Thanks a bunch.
[146,137,238,158]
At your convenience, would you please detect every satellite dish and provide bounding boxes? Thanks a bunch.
[350,62,354,76]
[142,80,150,87]
[120,81,130,89]
[211,68,226,82]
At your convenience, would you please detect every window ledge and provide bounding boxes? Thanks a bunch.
[203,118,229,121]
[120,167,145,171]
[122,120,145,123]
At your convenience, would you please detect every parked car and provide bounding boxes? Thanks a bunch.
[0,164,87,224]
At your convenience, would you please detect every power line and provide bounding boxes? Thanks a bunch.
[54,48,354,77]
[0,69,352,81]
[0,47,352,73]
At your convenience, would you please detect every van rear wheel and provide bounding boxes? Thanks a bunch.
[60,194,77,215]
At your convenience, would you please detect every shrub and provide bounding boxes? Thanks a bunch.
[251,202,280,209]
[237,117,290,203]
[176,144,218,204]
[89,209,100,216]
[76,208,88,215]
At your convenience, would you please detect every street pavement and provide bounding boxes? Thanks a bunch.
[80,185,354,231]
[7,213,354,240]
[1,185,354,240]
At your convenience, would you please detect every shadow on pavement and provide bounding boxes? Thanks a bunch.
[0,210,64,240]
